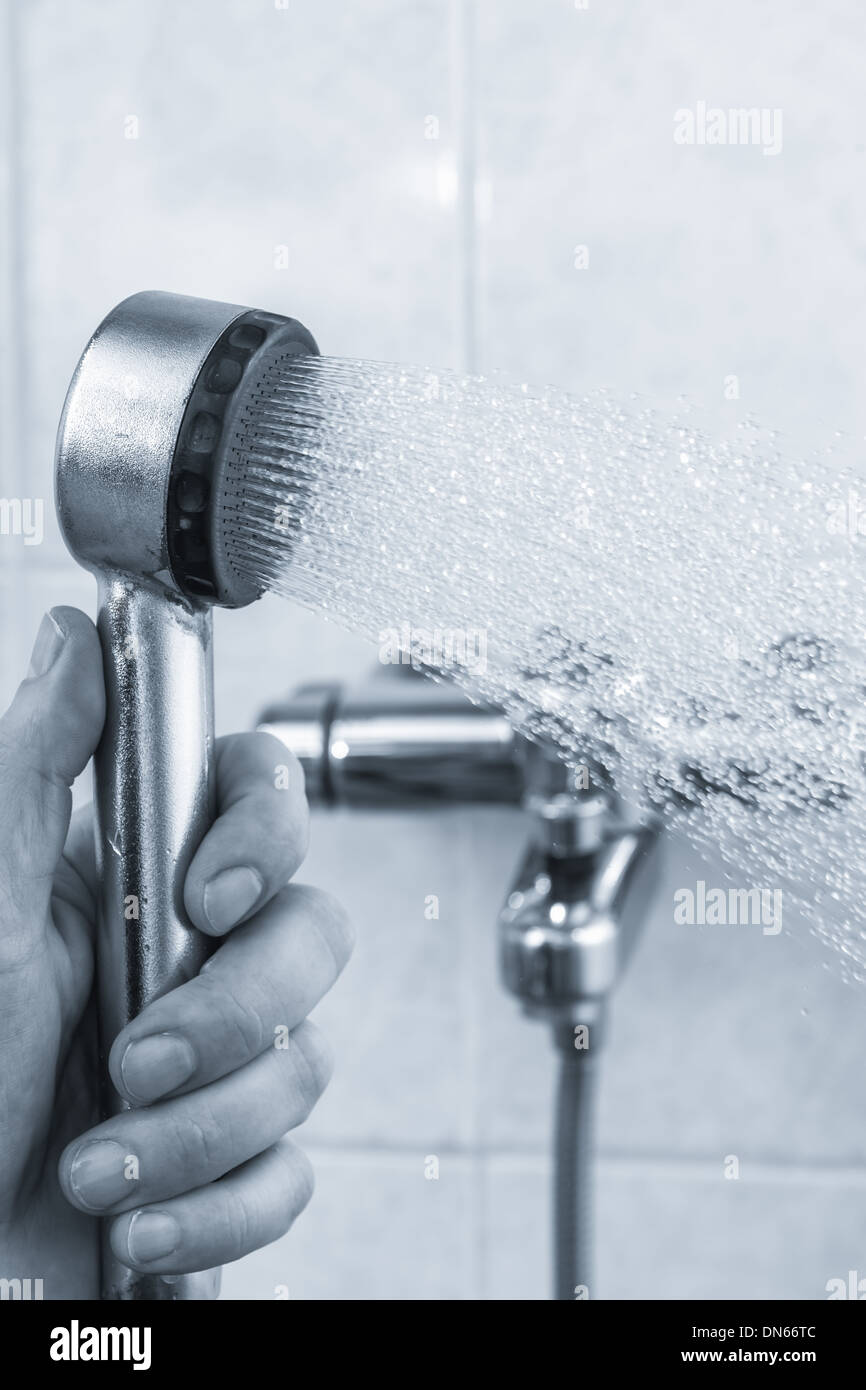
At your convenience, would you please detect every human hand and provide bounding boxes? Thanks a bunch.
[0,608,352,1298]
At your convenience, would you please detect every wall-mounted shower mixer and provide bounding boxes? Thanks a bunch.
[260,671,663,1300]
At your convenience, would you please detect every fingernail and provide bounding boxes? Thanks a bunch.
[127,1210,181,1265]
[28,611,65,679]
[121,1033,196,1103]
[68,1139,132,1211]
[203,866,263,932]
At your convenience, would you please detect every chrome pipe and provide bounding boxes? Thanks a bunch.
[260,678,523,806]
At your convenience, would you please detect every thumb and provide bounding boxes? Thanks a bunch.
[0,607,104,936]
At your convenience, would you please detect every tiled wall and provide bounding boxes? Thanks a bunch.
[1,0,864,1300]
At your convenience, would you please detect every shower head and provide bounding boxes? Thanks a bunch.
[54,291,318,1302]
[56,289,318,607]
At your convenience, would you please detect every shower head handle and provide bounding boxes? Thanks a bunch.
[55,291,318,1300]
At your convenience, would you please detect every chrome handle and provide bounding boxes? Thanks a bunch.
[94,573,216,1301]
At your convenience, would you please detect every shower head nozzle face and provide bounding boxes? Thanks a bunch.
[55,290,318,607]
[166,307,318,606]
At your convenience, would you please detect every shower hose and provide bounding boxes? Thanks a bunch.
[552,1029,597,1301]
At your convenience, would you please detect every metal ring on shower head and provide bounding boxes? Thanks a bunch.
[167,309,319,607]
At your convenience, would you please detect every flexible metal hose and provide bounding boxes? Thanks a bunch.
[553,1039,598,1300]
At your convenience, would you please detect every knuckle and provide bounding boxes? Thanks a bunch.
[195,971,266,1058]
[254,732,307,803]
[254,727,301,773]
[297,885,355,972]
[223,1191,254,1263]
[274,772,310,846]
[277,1144,315,1226]
[276,786,310,857]
[222,730,307,806]
[170,1108,223,1178]
[285,1021,333,1116]
[251,777,310,864]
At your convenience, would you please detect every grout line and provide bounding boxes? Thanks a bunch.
[462,815,490,1299]
[450,0,479,374]
[0,0,24,682]
[0,0,23,525]
[440,809,486,1297]
[300,1139,866,1187]
[448,0,484,1297]
[452,0,486,1295]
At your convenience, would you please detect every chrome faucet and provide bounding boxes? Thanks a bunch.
[499,740,660,1038]
[260,669,663,1299]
